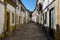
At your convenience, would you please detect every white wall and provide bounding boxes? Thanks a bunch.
[43,0,48,10]
[43,1,56,30]
[0,0,4,2]
[16,7,20,16]
[16,1,21,24]
[32,16,37,23]
[32,10,38,23]
[26,12,28,23]
[10,12,15,26]
[19,5,21,16]
[47,11,49,27]
[7,4,15,12]
[20,11,26,24]
[0,3,4,34]
[43,0,53,10]
[49,0,53,4]
[16,7,19,24]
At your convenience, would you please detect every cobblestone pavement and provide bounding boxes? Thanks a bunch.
[4,23,48,40]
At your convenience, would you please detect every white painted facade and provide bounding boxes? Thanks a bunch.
[43,0,56,30]
[0,0,4,2]
[16,10,19,24]
[37,0,51,9]
[49,0,53,4]
[32,10,38,23]
[20,11,26,24]
[15,1,22,25]
[38,0,56,30]
[0,3,4,34]
[43,0,48,10]
[25,11,29,24]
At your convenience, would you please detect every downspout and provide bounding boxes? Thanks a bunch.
[4,0,7,37]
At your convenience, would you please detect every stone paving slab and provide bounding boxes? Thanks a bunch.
[3,23,48,40]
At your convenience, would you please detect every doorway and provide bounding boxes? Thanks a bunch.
[6,12,10,32]
[49,8,55,39]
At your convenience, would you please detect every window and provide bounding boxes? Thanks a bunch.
[39,3,42,11]
[16,14,18,23]
[50,8,55,29]
[21,7,25,12]
[12,14,14,23]
[45,12,47,24]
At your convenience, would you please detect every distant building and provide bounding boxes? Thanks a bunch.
[32,9,38,23]
[25,10,30,24]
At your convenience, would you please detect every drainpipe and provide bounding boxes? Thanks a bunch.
[4,0,7,37]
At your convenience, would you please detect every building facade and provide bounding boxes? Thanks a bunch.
[32,9,39,23]
[0,0,30,38]
[0,0,5,37]
[25,10,30,24]
[37,0,60,40]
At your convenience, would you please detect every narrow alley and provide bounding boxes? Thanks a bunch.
[3,23,47,40]
[0,0,60,40]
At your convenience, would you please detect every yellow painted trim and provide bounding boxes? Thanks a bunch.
[6,25,15,36]
[55,30,60,40]
[4,0,7,37]
[0,34,4,38]
[55,0,59,24]
[16,24,20,28]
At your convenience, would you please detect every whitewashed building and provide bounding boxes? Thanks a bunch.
[37,0,60,40]
[32,10,38,23]
[0,0,17,37]
[0,0,5,37]
[25,10,30,24]
[0,0,30,38]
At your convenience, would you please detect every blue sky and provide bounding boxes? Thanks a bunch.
[21,0,36,11]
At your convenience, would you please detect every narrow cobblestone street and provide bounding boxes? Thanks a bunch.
[3,23,48,40]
